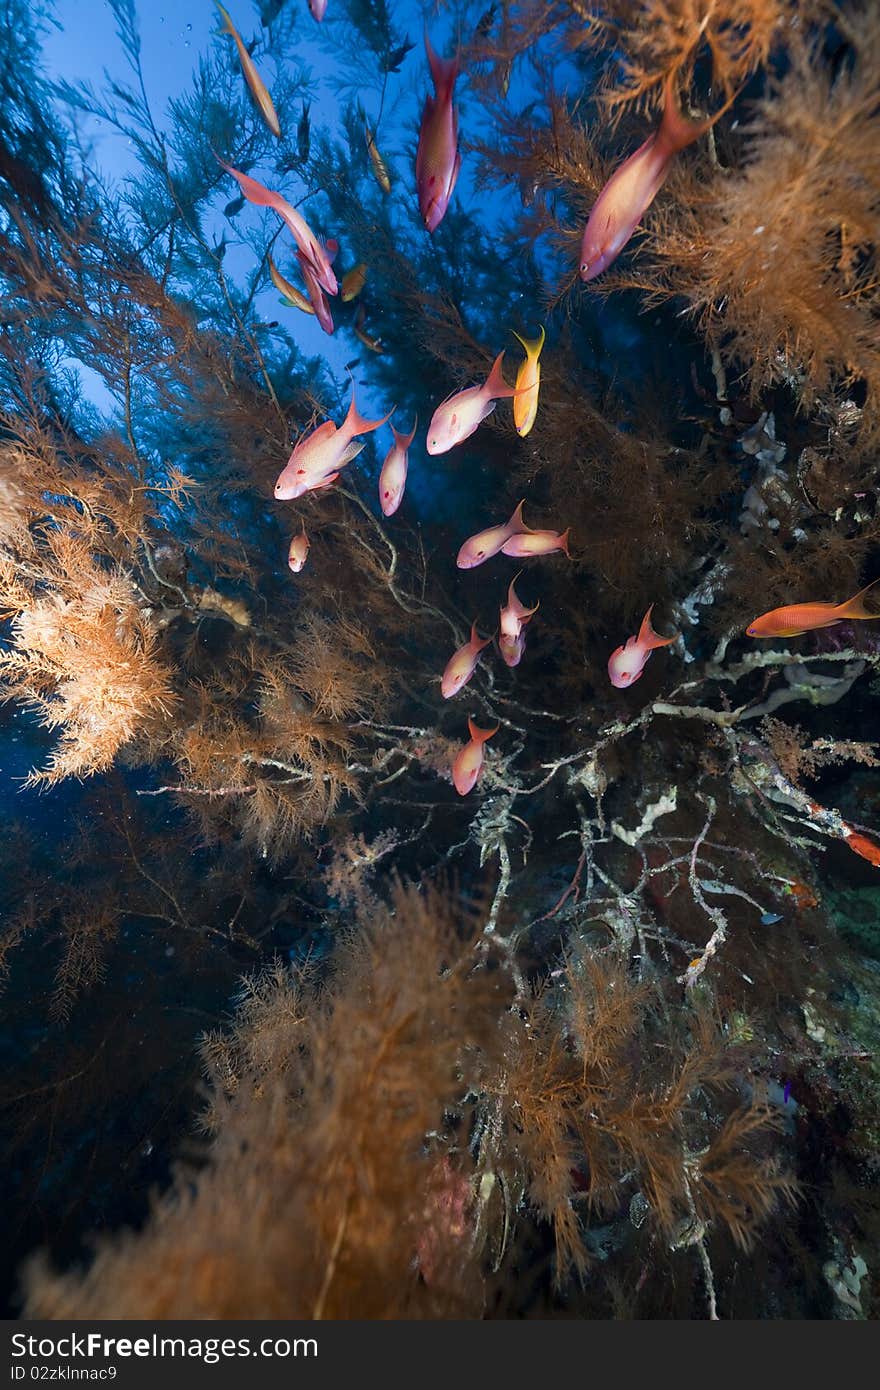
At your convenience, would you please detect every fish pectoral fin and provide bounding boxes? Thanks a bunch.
[339,440,366,466]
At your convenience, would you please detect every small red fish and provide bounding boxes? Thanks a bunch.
[451,717,497,795]
[309,0,327,19]
[457,500,528,570]
[441,622,492,699]
[416,35,461,233]
[746,578,880,638]
[499,572,539,640]
[378,417,417,517]
[288,524,310,572]
[608,605,677,688]
[215,3,281,139]
[783,881,819,910]
[580,72,711,282]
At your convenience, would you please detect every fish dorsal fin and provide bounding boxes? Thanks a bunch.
[307,419,337,445]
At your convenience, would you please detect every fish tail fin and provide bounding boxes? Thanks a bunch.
[425,32,460,99]
[392,416,418,449]
[658,71,711,155]
[835,576,880,621]
[470,621,491,652]
[638,603,677,649]
[559,528,572,559]
[508,499,531,533]
[343,384,394,438]
[512,325,546,361]
[467,717,498,745]
[483,351,517,400]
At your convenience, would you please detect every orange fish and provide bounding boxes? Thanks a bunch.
[268,256,314,315]
[288,525,310,573]
[215,3,281,139]
[451,717,497,795]
[746,578,880,638]
[441,622,492,699]
[783,881,819,910]
[511,326,544,437]
[846,831,880,868]
[580,72,711,281]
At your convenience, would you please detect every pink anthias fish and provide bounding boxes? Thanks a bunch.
[427,353,519,456]
[499,572,539,639]
[287,525,310,573]
[416,35,461,234]
[217,157,338,297]
[501,513,571,559]
[274,384,392,500]
[451,718,498,796]
[441,622,492,699]
[308,0,327,20]
[498,574,538,669]
[607,605,678,688]
[457,500,528,570]
[579,72,712,282]
[498,630,526,668]
[378,417,417,517]
[297,239,337,334]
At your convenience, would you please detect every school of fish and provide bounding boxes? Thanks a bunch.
[215,8,880,813]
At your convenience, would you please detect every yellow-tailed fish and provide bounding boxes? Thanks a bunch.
[511,325,544,437]
[215,2,281,140]
[341,263,368,302]
[268,256,315,314]
[365,122,392,194]
[354,304,384,353]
